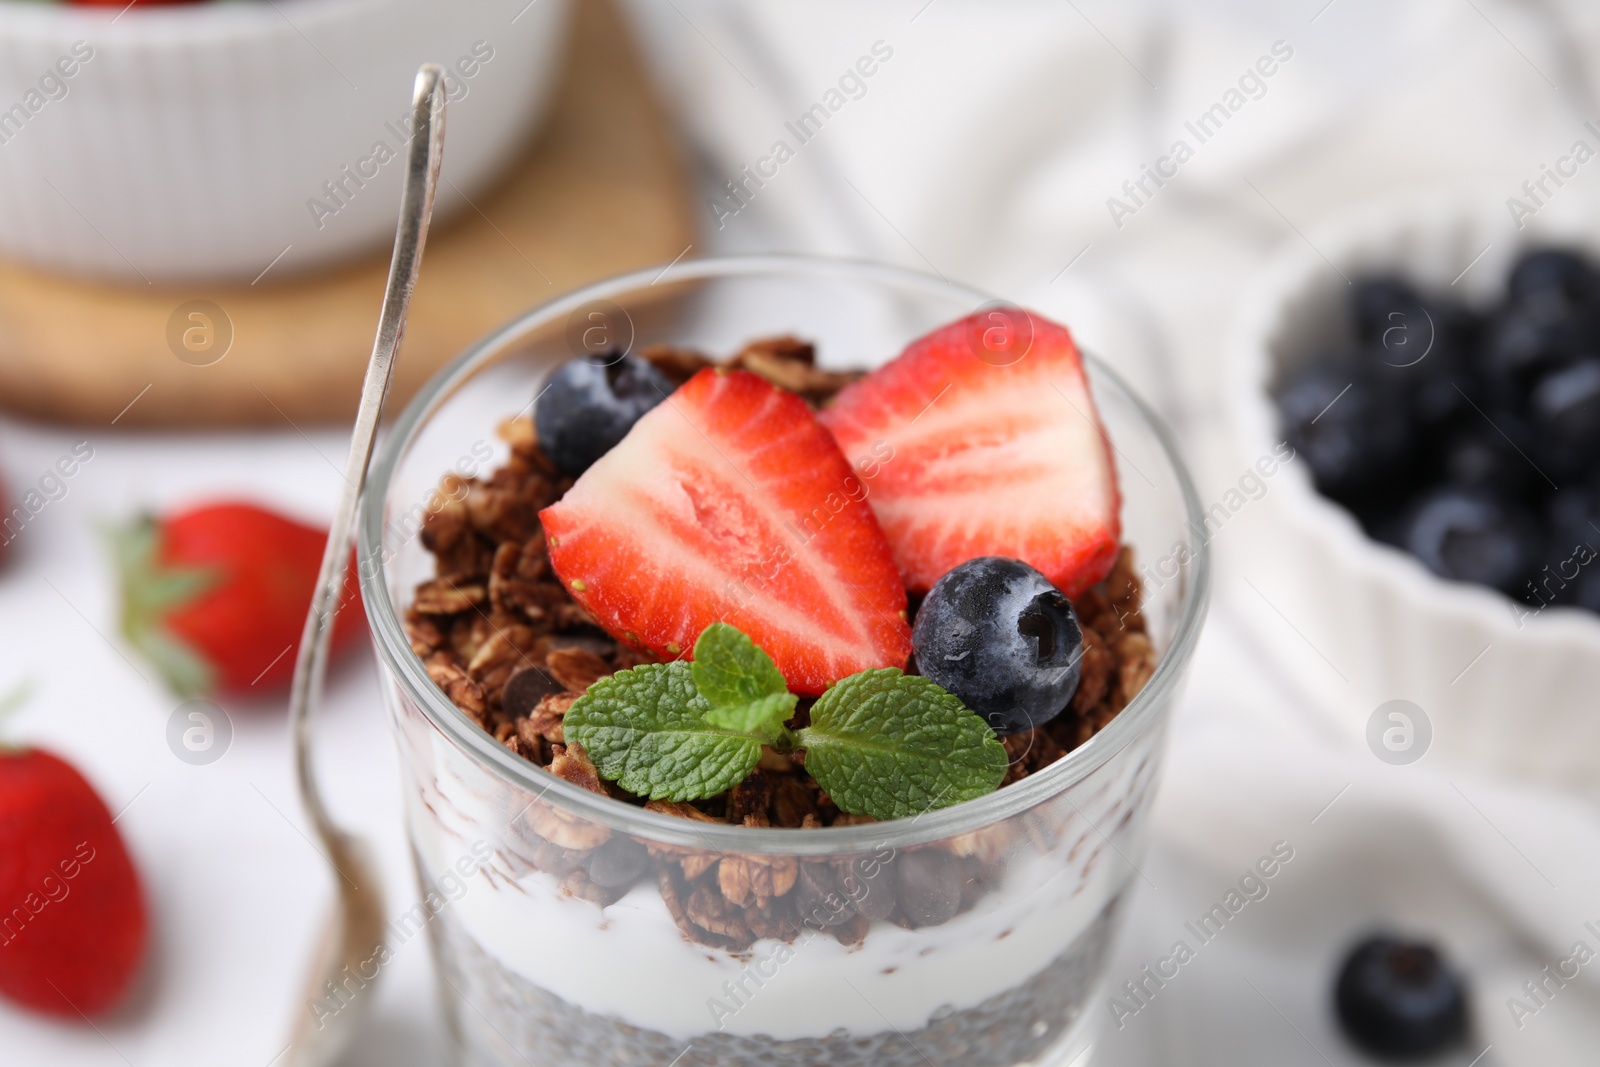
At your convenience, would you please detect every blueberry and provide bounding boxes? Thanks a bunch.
[1535,488,1600,609]
[586,836,651,888]
[1391,354,1473,431]
[501,665,564,717]
[534,353,673,476]
[894,850,965,928]
[1275,363,1412,499]
[1335,934,1468,1060]
[842,854,898,921]
[1354,502,1410,550]
[1391,307,1484,426]
[1353,277,1428,356]
[1572,569,1600,614]
[911,557,1082,737]
[1400,487,1541,594]
[795,862,853,928]
[1338,475,1424,552]
[1528,358,1600,477]
[1437,421,1534,499]
[1546,484,1600,555]
[1356,278,1420,340]
[1508,247,1596,309]
[1354,275,1419,327]
[1478,303,1590,394]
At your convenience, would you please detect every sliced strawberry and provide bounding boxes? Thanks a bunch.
[820,308,1121,597]
[540,368,910,695]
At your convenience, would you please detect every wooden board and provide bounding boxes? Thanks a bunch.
[0,0,694,427]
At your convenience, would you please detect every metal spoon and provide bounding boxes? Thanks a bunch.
[281,64,446,1067]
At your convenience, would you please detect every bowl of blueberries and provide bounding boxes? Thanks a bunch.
[1230,190,1600,793]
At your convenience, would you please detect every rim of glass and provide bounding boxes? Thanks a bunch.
[359,254,1211,855]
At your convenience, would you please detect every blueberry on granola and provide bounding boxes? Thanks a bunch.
[534,352,674,476]
[911,557,1082,737]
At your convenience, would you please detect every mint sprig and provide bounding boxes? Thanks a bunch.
[703,691,797,740]
[691,623,789,705]
[563,624,1006,821]
[692,623,797,741]
[563,663,763,801]
[797,669,1008,820]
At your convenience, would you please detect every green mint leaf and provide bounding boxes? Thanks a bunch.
[691,622,789,708]
[564,662,762,801]
[798,669,1008,821]
[703,690,799,740]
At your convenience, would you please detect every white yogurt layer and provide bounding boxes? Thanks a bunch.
[405,776,1133,1042]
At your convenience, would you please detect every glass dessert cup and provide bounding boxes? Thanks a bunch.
[359,256,1210,1067]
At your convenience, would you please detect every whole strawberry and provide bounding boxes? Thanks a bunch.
[0,725,148,1017]
[113,502,365,698]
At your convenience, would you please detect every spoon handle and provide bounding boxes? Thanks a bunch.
[291,64,447,844]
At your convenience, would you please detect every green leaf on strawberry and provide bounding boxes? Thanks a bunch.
[108,515,218,699]
[0,680,34,750]
[0,680,33,719]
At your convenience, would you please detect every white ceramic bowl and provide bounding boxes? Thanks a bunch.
[0,0,569,283]
[1229,189,1600,795]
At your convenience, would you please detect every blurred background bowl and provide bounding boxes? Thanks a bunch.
[0,0,569,283]
[1228,188,1600,797]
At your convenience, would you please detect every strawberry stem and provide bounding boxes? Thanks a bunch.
[104,514,217,699]
[0,680,35,749]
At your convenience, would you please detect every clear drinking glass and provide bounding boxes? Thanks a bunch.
[358,256,1209,1067]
